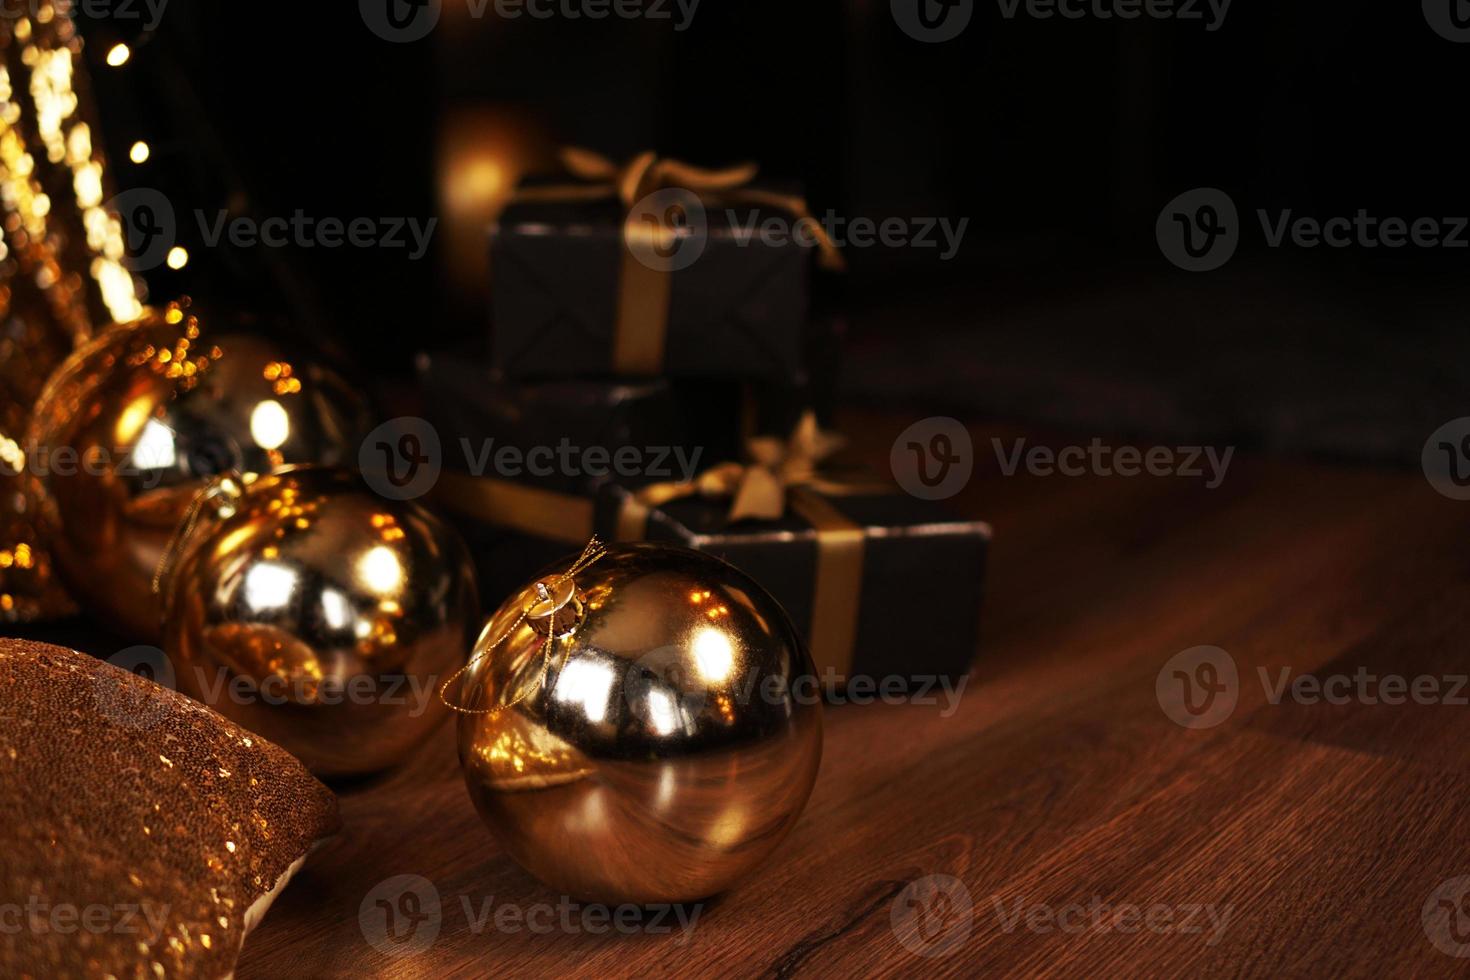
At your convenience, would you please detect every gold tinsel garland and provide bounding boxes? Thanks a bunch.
[0,4,142,622]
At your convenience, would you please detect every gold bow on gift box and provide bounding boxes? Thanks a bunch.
[613,412,885,677]
[614,411,856,533]
[512,147,845,374]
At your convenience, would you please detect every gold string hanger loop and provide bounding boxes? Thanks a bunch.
[440,536,608,716]
[150,469,250,601]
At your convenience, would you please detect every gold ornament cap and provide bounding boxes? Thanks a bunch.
[524,576,585,638]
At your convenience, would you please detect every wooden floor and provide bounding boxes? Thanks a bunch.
[39,414,1470,977]
[234,415,1470,978]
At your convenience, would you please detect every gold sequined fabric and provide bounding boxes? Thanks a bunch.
[0,640,340,978]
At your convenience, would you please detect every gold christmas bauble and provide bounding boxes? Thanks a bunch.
[26,299,370,639]
[161,466,479,778]
[455,542,823,904]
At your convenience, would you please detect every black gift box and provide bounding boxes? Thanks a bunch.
[596,484,990,688]
[489,180,815,382]
[416,350,737,495]
[417,349,737,605]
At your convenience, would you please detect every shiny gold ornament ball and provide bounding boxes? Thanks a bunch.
[162,466,479,778]
[26,299,371,639]
[455,543,823,904]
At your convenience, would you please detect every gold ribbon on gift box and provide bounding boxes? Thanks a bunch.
[511,147,845,375]
[433,412,883,677]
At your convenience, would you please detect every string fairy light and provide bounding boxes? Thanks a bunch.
[0,2,145,620]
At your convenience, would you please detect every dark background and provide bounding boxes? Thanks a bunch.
[81,0,1470,463]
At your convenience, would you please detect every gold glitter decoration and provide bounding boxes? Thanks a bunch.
[0,639,339,978]
[0,3,143,623]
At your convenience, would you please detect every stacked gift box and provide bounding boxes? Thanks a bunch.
[418,149,989,689]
